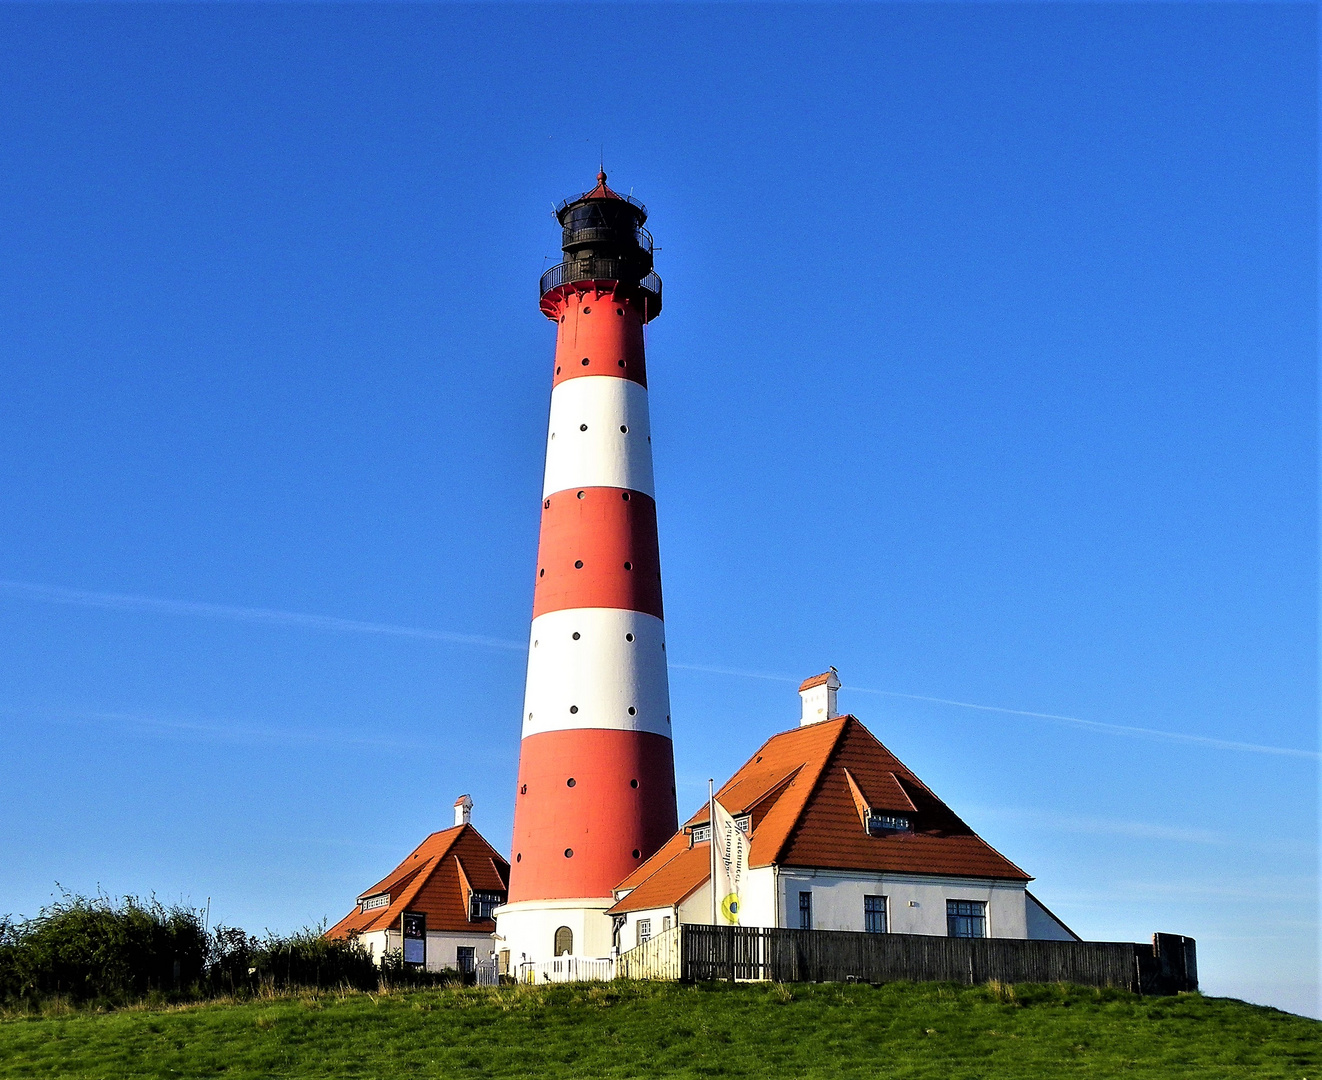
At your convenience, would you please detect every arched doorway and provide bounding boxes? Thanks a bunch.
[553,926,573,957]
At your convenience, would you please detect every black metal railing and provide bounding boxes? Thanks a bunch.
[561,225,653,255]
[539,259,663,310]
[555,191,647,217]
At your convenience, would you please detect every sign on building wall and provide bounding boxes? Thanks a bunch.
[402,913,426,965]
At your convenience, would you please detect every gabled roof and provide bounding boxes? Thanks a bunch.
[608,716,1029,914]
[325,824,510,939]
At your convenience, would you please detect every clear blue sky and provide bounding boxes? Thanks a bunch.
[0,3,1315,1016]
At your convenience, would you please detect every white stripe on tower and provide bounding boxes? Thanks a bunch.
[543,376,655,498]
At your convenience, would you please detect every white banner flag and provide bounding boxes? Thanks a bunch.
[711,798,749,925]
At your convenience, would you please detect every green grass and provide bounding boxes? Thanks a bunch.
[0,981,1317,1079]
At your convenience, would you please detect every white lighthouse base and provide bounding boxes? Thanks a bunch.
[493,898,616,977]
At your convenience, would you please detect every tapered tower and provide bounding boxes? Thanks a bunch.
[495,174,677,967]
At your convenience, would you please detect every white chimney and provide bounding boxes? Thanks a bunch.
[454,794,473,827]
[799,668,841,726]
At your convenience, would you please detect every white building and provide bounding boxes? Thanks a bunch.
[326,796,509,974]
[608,673,1078,951]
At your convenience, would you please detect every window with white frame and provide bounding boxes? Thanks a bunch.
[946,899,986,938]
[864,894,887,933]
[468,891,504,921]
[360,894,389,913]
[867,813,912,835]
[637,918,652,946]
[661,916,671,932]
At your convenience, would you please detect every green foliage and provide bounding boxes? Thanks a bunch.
[0,981,1317,1079]
[0,891,207,1006]
[0,893,377,1010]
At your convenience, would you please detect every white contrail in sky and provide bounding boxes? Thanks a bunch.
[1,578,1315,760]
[0,579,524,652]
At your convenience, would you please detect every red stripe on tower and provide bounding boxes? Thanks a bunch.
[496,174,676,965]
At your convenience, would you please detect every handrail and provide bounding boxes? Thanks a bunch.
[539,260,663,307]
[561,225,653,255]
[555,191,647,217]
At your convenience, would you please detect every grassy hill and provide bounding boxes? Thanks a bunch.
[0,980,1317,1079]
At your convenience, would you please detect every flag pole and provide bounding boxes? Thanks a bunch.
[708,778,716,925]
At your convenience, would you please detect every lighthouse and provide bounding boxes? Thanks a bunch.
[494,174,678,968]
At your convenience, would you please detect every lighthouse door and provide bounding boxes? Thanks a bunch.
[553,926,573,956]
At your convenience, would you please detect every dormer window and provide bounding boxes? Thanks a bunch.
[868,813,912,835]
[469,891,505,921]
[360,893,389,913]
[691,814,750,844]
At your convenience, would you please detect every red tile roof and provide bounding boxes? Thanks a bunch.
[583,170,623,201]
[798,671,835,691]
[609,716,1029,913]
[325,824,510,940]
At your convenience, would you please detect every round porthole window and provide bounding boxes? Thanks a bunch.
[566,778,576,787]
[620,425,628,434]
[632,849,641,858]
[622,492,630,501]
[564,848,573,858]
[569,705,579,714]
[623,561,632,570]
[577,490,585,499]
[572,632,581,640]
[583,307,591,314]
[516,852,522,861]
[580,423,588,431]
[581,358,590,366]
[625,633,634,642]
[630,779,638,789]
[538,568,545,577]
[628,707,636,716]
[574,560,583,569]
[618,360,626,368]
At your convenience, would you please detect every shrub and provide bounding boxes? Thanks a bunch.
[0,891,207,1006]
[0,892,380,1010]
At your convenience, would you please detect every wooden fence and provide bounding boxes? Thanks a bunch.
[678,925,1197,995]
[616,925,682,981]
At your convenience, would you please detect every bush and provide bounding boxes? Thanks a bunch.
[0,891,207,1006]
[0,892,379,1010]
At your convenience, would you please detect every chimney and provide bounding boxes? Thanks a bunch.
[799,668,841,726]
[454,794,473,827]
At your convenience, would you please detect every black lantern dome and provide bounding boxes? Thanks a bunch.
[539,172,662,320]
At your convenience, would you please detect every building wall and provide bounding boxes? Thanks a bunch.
[617,906,676,951]
[495,897,616,963]
[1025,892,1078,941]
[776,868,1029,938]
[423,931,497,972]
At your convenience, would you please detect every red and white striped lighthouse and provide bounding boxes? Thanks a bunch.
[495,174,677,965]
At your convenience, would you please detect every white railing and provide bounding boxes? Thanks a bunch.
[474,959,500,987]
[518,956,616,984]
